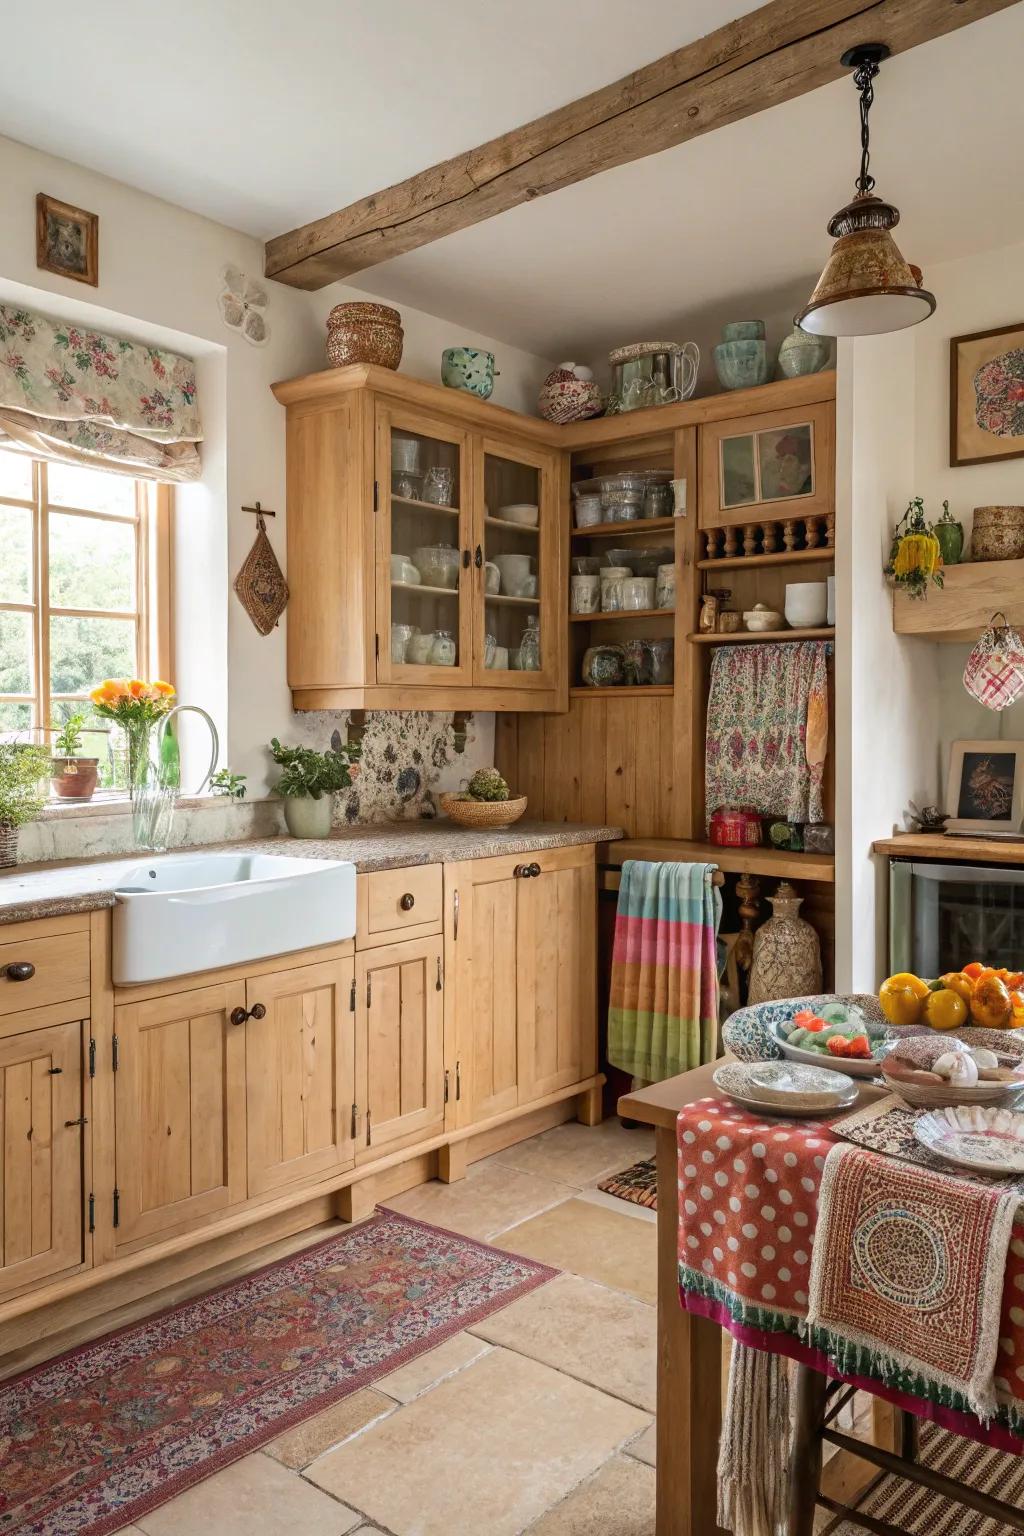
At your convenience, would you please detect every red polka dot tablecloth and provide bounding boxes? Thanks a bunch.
[676,1095,1024,1452]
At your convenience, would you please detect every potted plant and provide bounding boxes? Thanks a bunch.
[50,711,100,801]
[0,743,51,867]
[269,737,360,838]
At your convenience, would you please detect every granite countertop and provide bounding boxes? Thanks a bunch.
[0,819,623,925]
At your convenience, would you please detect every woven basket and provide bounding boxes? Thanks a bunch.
[883,1073,1024,1109]
[440,794,527,829]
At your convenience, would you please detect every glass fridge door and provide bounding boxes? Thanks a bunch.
[890,860,1024,976]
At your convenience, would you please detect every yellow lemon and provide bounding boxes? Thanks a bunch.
[923,989,968,1032]
[878,977,926,1027]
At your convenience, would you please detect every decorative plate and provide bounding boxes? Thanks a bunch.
[713,1061,857,1117]
[914,1105,1024,1175]
[773,1022,893,1080]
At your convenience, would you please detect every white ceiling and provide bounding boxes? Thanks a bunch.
[2,3,1022,357]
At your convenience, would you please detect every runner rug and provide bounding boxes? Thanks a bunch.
[0,1208,555,1536]
[597,1158,658,1211]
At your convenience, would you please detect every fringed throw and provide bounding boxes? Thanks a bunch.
[717,1339,791,1536]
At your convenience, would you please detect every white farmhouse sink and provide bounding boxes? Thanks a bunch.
[112,852,356,984]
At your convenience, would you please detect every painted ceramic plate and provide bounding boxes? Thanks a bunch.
[773,1028,889,1080]
[714,1061,857,1117]
[914,1105,1024,1175]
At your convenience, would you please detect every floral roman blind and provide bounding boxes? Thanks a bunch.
[0,305,202,481]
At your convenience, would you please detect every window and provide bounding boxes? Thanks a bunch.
[0,449,171,772]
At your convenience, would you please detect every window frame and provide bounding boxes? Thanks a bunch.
[0,454,173,741]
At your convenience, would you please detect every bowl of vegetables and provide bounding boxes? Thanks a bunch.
[774,1001,896,1079]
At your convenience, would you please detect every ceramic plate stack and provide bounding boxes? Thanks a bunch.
[713,1061,858,1118]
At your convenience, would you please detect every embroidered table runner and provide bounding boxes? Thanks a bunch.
[677,1094,1024,1448]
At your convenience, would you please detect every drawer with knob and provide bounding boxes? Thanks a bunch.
[0,922,91,1018]
[356,865,444,950]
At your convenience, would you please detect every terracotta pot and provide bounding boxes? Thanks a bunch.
[50,757,99,800]
[326,302,403,370]
[970,506,1024,563]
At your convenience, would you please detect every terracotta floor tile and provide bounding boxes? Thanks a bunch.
[524,1454,655,1534]
[499,1197,657,1304]
[470,1272,656,1411]
[305,1347,649,1536]
[481,1119,655,1189]
[375,1330,491,1403]
[264,1387,394,1469]
[137,1452,361,1535]
[625,1420,657,1467]
[383,1161,574,1240]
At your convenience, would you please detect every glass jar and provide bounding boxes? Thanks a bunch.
[600,566,630,612]
[655,563,676,611]
[422,466,455,506]
[518,615,541,671]
[430,629,456,666]
[644,638,675,685]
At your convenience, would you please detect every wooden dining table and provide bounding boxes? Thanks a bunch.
[619,1063,898,1536]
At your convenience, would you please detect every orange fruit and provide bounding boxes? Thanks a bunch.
[879,977,926,1027]
[1009,991,1024,1030]
[963,962,986,981]
[924,989,968,1031]
[970,974,1012,1030]
[939,972,974,1003]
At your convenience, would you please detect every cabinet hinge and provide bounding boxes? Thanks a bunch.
[366,1107,372,1147]
[112,1033,120,1072]
[88,1036,96,1077]
[112,1187,120,1228]
[351,1102,358,1140]
[88,1192,95,1234]
[455,1060,462,1101]
[373,479,379,512]
[350,977,356,1012]
[444,1069,450,1104]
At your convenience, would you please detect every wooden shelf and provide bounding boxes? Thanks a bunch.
[391,580,458,598]
[485,515,538,535]
[607,836,835,883]
[697,547,834,571]
[892,558,1024,642]
[687,627,834,645]
[874,833,1024,867]
[570,516,678,540]
[569,685,673,698]
[486,592,539,607]
[390,496,459,516]
[570,607,673,623]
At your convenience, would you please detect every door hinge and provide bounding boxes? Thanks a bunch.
[88,1036,96,1077]
[455,1060,462,1101]
[366,1107,372,1147]
[112,1187,120,1228]
[444,1069,450,1104]
[366,976,372,1007]
[350,976,356,1011]
[88,1192,95,1234]
[351,1102,358,1140]
[112,1033,120,1072]
[373,479,379,512]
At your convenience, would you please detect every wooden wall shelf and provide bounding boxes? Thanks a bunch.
[892,558,1024,642]
[606,837,835,883]
[569,685,673,698]
[698,548,834,571]
[570,515,678,539]
[874,833,1024,867]
[570,607,673,624]
[688,627,834,645]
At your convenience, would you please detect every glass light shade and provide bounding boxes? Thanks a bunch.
[797,193,935,337]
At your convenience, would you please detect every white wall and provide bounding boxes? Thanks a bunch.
[0,134,555,794]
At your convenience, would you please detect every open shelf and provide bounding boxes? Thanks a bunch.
[687,626,834,645]
[605,836,835,883]
[570,685,673,698]
[484,515,538,535]
[570,607,673,624]
[892,557,1024,642]
[390,495,459,517]
[698,547,834,571]
[570,515,679,540]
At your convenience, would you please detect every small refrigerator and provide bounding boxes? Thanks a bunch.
[889,859,1024,976]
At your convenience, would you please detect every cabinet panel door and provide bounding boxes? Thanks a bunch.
[357,935,444,1158]
[114,983,246,1245]
[245,958,356,1197]
[517,853,597,1104]
[0,1018,83,1297]
[446,859,520,1128]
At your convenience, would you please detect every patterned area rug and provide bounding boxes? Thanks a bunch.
[597,1158,658,1210]
[827,1420,1024,1534]
[0,1208,554,1536]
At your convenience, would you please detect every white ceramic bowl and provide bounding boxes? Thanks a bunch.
[743,606,784,632]
[498,503,539,527]
[785,581,828,628]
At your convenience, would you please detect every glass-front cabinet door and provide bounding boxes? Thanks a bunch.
[375,406,473,686]
[475,437,559,691]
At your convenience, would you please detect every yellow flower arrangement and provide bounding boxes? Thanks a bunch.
[89,678,176,726]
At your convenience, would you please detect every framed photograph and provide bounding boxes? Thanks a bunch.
[950,322,1024,467]
[36,193,98,287]
[946,739,1024,834]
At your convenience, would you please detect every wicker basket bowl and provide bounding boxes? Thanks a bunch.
[881,1071,1024,1110]
[440,793,527,829]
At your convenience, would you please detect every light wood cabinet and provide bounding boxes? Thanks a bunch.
[113,982,247,1245]
[272,366,565,713]
[0,1008,84,1298]
[445,845,596,1129]
[356,934,445,1158]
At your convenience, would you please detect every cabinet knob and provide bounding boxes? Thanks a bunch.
[230,1003,267,1026]
[513,864,527,878]
[400,892,415,911]
[4,961,35,981]
[527,862,541,878]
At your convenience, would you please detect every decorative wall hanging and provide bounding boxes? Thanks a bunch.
[963,615,1024,712]
[218,265,269,347]
[951,323,1024,466]
[234,503,288,635]
[36,193,98,287]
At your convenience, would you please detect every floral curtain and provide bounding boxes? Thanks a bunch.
[0,304,202,481]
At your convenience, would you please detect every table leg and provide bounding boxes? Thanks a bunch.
[787,1364,828,1536]
[655,1124,727,1536]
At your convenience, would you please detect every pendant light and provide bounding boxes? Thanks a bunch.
[797,44,935,337]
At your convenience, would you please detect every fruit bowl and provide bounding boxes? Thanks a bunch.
[880,1034,1024,1108]
[439,793,527,829]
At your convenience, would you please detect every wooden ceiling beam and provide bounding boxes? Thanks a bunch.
[265,0,1020,289]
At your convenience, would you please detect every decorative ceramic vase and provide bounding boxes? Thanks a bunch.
[722,321,765,342]
[933,515,964,566]
[284,795,334,839]
[441,347,498,399]
[785,581,828,628]
[538,362,603,424]
[776,327,831,379]
[970,505,1024,562]
[326,302,403,370]
[713,337,770,391]
[747,882,823,1005]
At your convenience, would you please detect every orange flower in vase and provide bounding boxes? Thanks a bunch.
[89,677,177,795]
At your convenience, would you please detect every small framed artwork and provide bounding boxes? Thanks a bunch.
[36,193,98,287]
[946,739,1024,835]
[950,322,1024,467]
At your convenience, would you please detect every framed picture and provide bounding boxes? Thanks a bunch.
[946,739,1024,834]
[950,322,1024,467]
[35,193,98,287]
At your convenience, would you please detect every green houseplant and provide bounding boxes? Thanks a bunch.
[50,710,100,801]
[0,743,51,867]
[269,737,360,838]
